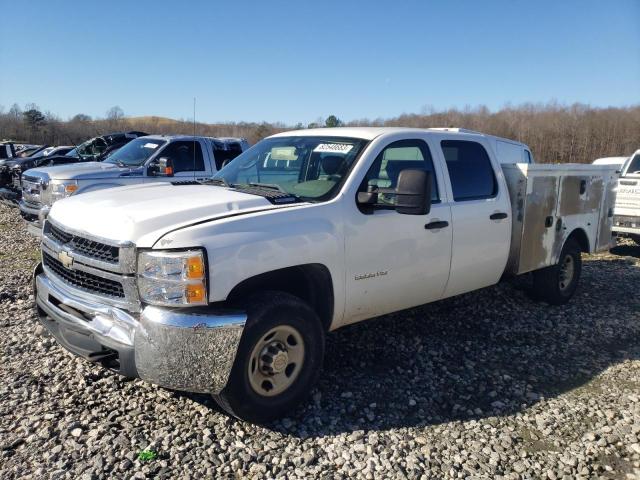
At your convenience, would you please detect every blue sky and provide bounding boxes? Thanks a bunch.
[1,0,638,125]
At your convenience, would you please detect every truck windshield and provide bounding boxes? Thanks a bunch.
[213,136,367,200]
[104,138,166,167]
[622,153,640,176]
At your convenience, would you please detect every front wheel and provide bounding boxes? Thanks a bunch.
[531,238,582,305]
[213,291,325,423]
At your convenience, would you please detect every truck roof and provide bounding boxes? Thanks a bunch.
[270,127,528,147]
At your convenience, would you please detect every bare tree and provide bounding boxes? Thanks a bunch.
[105,106,125,130]
[106,106,124,121]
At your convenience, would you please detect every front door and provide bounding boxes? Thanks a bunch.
[148,140,209,182]
[344,138,452,324]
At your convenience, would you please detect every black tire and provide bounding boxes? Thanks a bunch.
[213,291,325,423]
[531,238,582,305]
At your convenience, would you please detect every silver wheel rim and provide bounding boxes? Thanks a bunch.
[247,325,305,397]
[559,254,575,292]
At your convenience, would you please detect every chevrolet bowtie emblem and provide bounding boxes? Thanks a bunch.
[58,250,74,269]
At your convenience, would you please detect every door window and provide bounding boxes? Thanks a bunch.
[159,141,205,173]
[441,140,496,201]
[361,139,439,205]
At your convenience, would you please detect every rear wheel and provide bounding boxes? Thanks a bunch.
[213,291,325,423]
[531,238,582,305]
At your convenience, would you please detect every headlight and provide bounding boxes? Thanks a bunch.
[137,249,208,306]
[48,180,78,204]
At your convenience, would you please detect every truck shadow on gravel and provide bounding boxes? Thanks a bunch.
[610,242,640,259]
[186,254,640,436]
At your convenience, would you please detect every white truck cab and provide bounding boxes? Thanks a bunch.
[19,135,248,235]
[32,127,616,422]
[612,149,640,243]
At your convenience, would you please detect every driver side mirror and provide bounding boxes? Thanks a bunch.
[150,157,174,177]
[395,169,432,215]
[357,169,432,215]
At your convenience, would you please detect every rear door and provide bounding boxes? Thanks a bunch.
[438,138,512,298]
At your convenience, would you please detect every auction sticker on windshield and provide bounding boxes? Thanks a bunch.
[313,143,354,154]
[144,143,160,149]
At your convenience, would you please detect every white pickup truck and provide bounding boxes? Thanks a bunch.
[19,135,249,235]
[32,127,617,422]
[612,149,640,244]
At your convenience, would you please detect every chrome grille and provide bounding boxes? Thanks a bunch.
[48,223,72,243]
[40,220,139,311]
[21,176,43,207]
[43,251,125,298]
[45,222,123,267]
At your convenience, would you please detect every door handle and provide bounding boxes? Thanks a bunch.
[425,220,449,230]
[490,212,508,220]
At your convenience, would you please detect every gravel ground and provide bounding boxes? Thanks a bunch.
[1,201,639,479]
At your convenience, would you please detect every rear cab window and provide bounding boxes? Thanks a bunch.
[441,140,497,201]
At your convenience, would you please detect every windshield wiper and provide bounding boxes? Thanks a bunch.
[234,182,301,204]
[203,177,231,187]
[247,182,287,193]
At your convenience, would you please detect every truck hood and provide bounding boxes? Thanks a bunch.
[24,162,138,181]
[48,182,277,247]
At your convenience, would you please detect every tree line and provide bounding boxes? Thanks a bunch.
[1,102,638,163]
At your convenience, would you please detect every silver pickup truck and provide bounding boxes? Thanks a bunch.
[19,135,249,235]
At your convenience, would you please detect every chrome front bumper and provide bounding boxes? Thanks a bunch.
[34,265,246,394]
[18,201,48,237]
